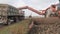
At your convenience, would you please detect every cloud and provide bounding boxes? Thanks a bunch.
[7,0,26,7]
[0,0,26,8]
[23,0,59,10]
[0,0,59,16]
[23,0,59,16]
[0,0,58,9]
[0,0,9,4]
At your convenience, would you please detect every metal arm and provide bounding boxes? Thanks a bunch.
[18,6,45,15]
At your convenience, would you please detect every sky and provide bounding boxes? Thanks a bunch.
[0,0,59,17]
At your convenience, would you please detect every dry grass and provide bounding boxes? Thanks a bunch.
[0,19,30,34]
[0,17,60,34]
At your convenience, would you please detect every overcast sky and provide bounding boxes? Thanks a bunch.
[0,0,59,16]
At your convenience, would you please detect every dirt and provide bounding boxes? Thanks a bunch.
[29,17,60,34]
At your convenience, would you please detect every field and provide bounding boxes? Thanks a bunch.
[30,17,60,34]
[0,17,60,34]
[0,19,30,34]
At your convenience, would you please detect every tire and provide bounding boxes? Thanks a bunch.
[4,21,11,25]
[4,22,11,25]
[7,22,11,25]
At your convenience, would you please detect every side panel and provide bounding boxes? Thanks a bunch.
[0,16,7,24]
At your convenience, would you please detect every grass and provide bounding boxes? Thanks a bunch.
[0,19,30,34]
[0,17,60,34]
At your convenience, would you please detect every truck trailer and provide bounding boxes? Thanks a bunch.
[0,4,24,25]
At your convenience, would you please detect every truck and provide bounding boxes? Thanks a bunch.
[0,4,24,25]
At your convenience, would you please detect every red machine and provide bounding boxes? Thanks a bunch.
[18,6,46,15]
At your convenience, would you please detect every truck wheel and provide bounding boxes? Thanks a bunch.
[4,22,11,25]
[6,22,11,25]
[7,22,11,25]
